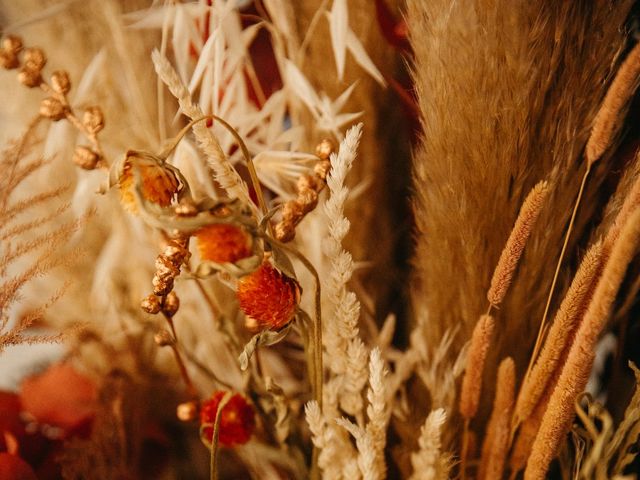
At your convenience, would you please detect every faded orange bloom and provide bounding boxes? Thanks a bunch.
[237,262,300,331]
[119,157,181,212]
[195,224,252,263]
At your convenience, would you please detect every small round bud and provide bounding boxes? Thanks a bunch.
[174,201,197,217]
[72,146,100,170]
[163,291,180,317]
[163,245,185,265]
[17,68,41,88]
[313,160,331,181]
[51,70,71,94]
[0,50,18,69]
[315,138,334,160]
[141,294,162,314]
[39,97,66,121]
[152,274,174,296]
[177,401,199,422]
[2,35,23,55]
[23,47,46,71]
[154,329,175,347]
[82,106,104,134]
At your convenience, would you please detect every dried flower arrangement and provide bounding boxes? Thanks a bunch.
[2,1,640,479]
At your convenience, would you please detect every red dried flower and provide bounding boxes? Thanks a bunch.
[200,391,255,447]
[236,262,300,331]
[195,224,252,263]
[0,453,37,480]
[119,157,180,212]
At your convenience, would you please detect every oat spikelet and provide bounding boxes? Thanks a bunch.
[478,357,515,480]
[459,314,495,420]
[515,241,604,423]
[586,41,640,165]
[150,50,252,207]
[525,209,640,480]
[487,181,549,306]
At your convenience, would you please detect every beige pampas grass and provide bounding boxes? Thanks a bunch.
[586,41,640,166]
[459,314,495,420]
[525,209,640,480]
[479,357,515,480]
[487,181,550,307]
[515,241,604,424]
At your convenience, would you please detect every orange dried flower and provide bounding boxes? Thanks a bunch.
[200,391,255,447]
[195,224,252,263]
[237,262,300,331]
[118,157,180,212]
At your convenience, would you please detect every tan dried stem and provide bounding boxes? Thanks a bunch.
[525,209,640,480]
[487,181,549,307]
[586,41,640,166]
[515,241,604,425]
[479,357,515,480]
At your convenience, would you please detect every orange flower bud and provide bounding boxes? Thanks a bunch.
[195,224,252,264]
[200,391,255,447]
[118,157,181,212]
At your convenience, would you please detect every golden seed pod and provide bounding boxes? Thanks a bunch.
[17,68,41,88]
[72,146,100,170]
[154,329,175,347]
[141,294,162,314]
[163,291,180,317]
[39,97,66,121]
[177,401,199,422]
[51,70,71,94]
[82,106,104,134]
[0,50,19,69]
[23,47,46,71]
[152,274,174,296]
[313,160,331,180]
[315,138,335,160]
[2,35,23,55]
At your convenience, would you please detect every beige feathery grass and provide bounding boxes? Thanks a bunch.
[487,181,550,306]
[586,41,640,166]
[479,357,515,480]
[515,241,604,424]
[525,209,640,480]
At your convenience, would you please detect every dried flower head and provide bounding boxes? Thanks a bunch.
[154,330,174,347]
[22,47,45,71]
[17,68,41,88]
[237,261,300,331]
[82,106,104,134]
[72,146,100,170]
[50,70,71,94]
[200,391,255,447]
[118,152,181,213]
[39,97,66,121]
[195,224,252,263]
[141,294,162,314]
[2,35,22,55]
[162,291,180,317]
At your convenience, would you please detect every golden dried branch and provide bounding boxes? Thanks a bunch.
[487,181,549,307]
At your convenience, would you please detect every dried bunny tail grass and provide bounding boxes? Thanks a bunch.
[479,357,515,480]
[586,41,640,166]
[604,166,640,253]
[409,408,451,480]
[515,241,604,424]
[459,314,495,420]
[487,181,549,306]
[525,209,640,480]
[150,50,252,207]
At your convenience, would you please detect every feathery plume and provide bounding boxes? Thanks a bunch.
[459,314,495,419]
[366,348,388,477]
[525,209,640,480]
[479,357,515,480]
[586,41,640,165]
[515,241,604,423]
[487,181,550,306]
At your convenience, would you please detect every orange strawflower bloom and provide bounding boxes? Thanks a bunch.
[195,224,252,263]
[237,261,300,331]
[200,391,255,447]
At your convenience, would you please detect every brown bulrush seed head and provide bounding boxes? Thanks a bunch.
[82,106,104,134]
[177,401,198,422]
[22,47,46,71]
[163,291,180,317]
[141,294,162,314]
[154,329,175,347]
[487,181,549,306]
[50,70,71,94]
[459,314,495,420]
[39,97,66,121]
[72,146,100,170]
